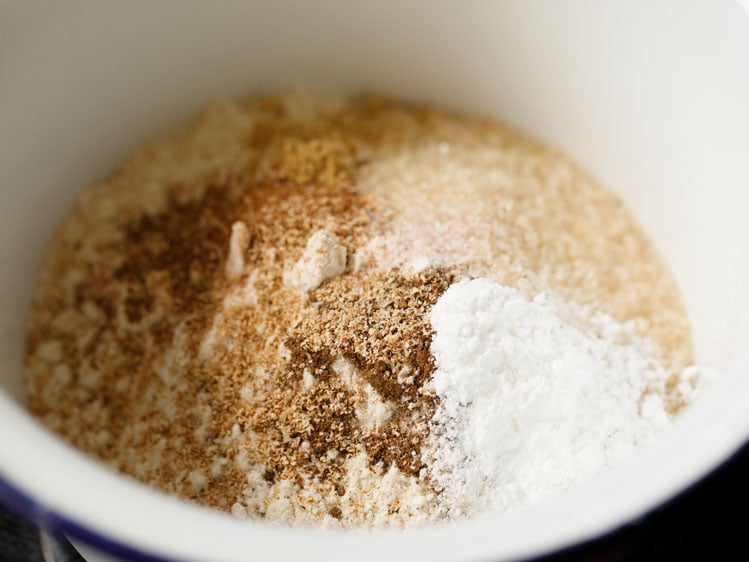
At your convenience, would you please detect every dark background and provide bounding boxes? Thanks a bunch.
[1,442,747,562]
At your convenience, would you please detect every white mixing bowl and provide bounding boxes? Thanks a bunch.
[1,1,748,561]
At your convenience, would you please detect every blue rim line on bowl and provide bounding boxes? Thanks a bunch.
[0,474,176,562]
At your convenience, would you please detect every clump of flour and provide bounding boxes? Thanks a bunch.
[427,278,698,517]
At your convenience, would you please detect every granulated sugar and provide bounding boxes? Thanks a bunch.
[427,279,701,517]
[25,91,703,528]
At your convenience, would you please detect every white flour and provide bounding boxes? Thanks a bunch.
[427,278,693,517]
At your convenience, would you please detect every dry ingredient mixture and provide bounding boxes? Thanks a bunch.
[25,92,704,528]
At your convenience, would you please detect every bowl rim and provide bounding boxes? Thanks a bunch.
[2,1,749,559]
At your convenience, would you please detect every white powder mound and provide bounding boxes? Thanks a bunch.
[225,221,251,281]
[427,278,691,517]
[284,229,347,292]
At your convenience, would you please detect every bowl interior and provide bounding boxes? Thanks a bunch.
[1,1,748,561]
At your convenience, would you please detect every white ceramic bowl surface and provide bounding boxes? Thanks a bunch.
[1,2,748,561]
